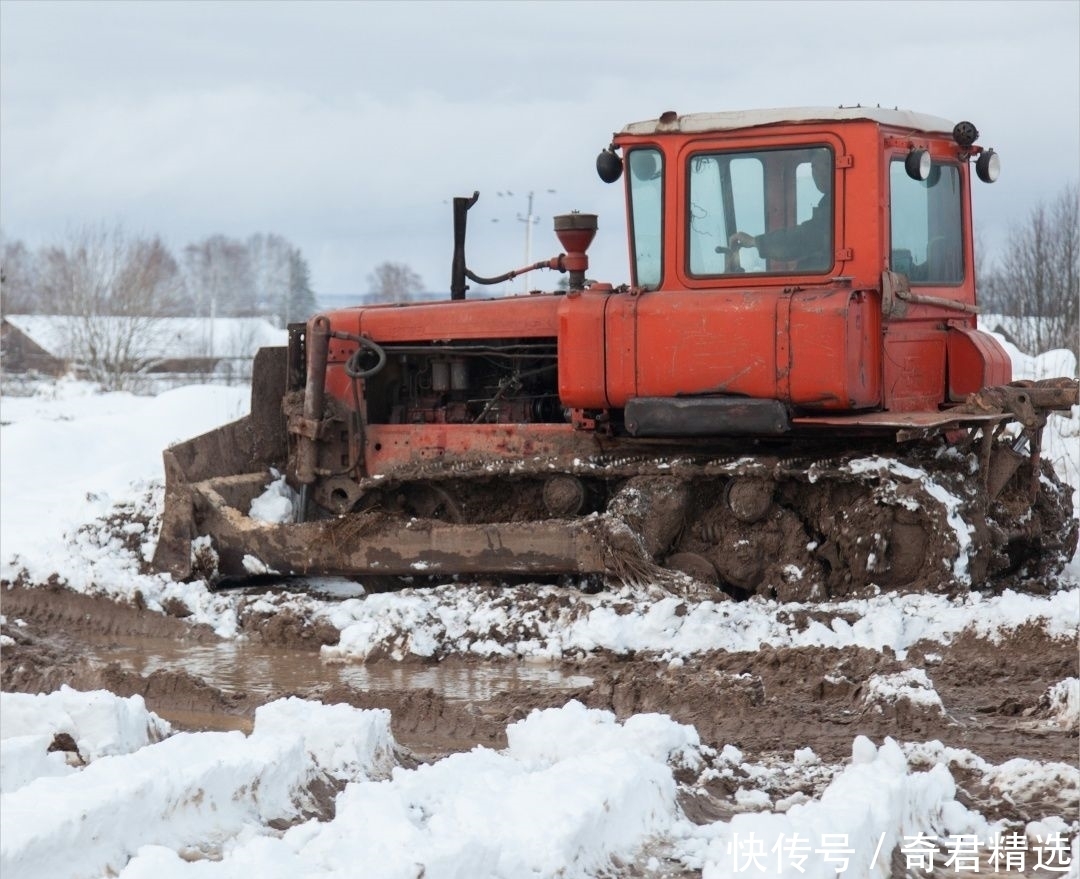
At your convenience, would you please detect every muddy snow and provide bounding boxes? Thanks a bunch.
[1,334,1078,878]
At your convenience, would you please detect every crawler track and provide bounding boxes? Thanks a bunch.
[334,439,1077,600]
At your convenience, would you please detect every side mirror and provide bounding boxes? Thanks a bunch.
[596,147,623,184]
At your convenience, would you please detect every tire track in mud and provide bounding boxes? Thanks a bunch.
[2,583,1075,769]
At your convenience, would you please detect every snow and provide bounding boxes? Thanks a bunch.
[0,687,172,793]
[862,669,945,713]
[0,344,1077,876]
[1,685,171,757]
[318,583,1080,663]
[5,695,1072,879]
[1,697,395,879]
[675,736,994,879]
[1040,677,1080,730]
[248,472,297,524]
[3,315,287,361]
[0,381,249,586]
[903,740,1079,820]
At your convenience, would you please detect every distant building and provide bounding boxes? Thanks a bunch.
[1,318,65,375]
[1,315,288,378]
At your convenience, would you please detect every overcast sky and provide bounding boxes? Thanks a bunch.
[2,0,1077,302]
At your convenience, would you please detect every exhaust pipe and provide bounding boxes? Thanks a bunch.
[450,191,479,300]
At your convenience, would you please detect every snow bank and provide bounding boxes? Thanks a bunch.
[0,379,250,635]
[0,381,248,565]
[0,687,171,792]
[1,691,1074,878]
[676,736,989,878]
[0,685,172,760]
[904,740,1079,821]
[0,697,395,879]
[110,702,697,879]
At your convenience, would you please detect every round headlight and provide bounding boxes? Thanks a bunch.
[905,149,932,181]
[975,149,1000,184]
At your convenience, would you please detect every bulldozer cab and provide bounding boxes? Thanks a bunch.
[604,107,1006,410]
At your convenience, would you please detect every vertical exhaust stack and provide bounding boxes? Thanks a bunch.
[553,213,597,290]
[450,192,479,300]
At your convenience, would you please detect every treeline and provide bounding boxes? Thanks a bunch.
[0,224,317,328]
[979,184,1078,356]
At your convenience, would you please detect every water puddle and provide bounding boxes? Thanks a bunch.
[80,633,593,702]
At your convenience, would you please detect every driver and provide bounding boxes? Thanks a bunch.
[730,150,832,271]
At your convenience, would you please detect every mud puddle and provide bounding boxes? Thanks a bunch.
[0,585,596,754]
[3,583,1076,767]
[76,632,593,702]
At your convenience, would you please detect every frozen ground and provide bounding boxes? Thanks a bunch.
[1,334,1077,877]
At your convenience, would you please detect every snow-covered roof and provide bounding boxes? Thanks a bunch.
[619,106,956,137]
[3,315,288,360]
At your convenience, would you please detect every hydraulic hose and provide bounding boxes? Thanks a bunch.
[466,256,565,287]
[341,334,388,379]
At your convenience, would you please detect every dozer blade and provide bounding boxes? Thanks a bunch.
[151,345,609,583]
[174,472,608,582]
[152,346,290,579]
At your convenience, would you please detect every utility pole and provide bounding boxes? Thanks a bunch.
[499,189,556,293]
[518,191,538,294]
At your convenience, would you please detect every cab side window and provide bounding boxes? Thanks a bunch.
[627,148,663,289]
[688,146,833,276]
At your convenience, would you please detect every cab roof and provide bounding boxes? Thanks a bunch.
[619,106,956,137]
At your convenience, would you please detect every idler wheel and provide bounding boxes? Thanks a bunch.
[724,477,775,523]
[315,476,366,514]
[543,475,587,517]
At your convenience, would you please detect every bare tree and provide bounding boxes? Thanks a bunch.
[37,224,183,390]
[182,233,317,327]
[246,233,317,326]
[248,233,292,324]
[982,184,1079,354]
[182,235,256,325]
[288,249,316,323]
[367,261,424,302]
[1,236,40,315]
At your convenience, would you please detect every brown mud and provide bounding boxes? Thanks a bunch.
[2,583,1075,770]
[3,579,1076,879]
[0,578,1071,868]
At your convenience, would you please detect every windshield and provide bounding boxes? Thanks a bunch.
[688,146,834,276]
[889,160,964,285]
